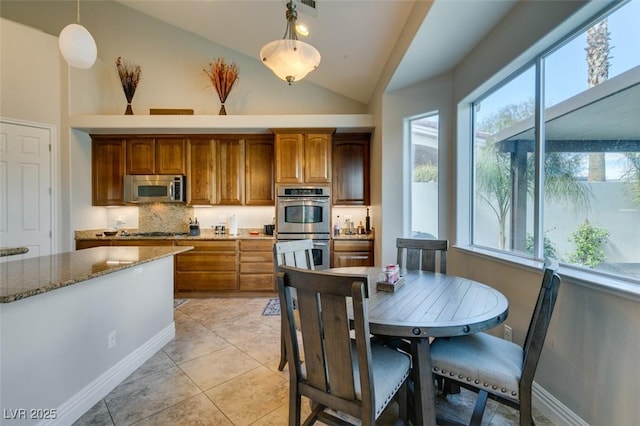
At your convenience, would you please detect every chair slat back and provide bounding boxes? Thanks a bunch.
[396,238,448,273]
[278,266,373,418]
[521,258,561,388]
[274,239,315,271]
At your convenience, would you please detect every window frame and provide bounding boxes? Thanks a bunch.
[462,0,640,292]
[406,111,440,239]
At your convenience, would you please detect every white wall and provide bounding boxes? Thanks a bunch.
[378,73,453,265]
[0,18,67,252]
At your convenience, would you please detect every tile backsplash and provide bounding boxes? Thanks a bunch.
[103,204,276,233]
[138,203,195,232]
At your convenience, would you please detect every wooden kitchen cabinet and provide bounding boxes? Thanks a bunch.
[75,239,174,249]
[332,133,371,205]
[239,239,275,291]
[273,129,333,184]
[76,239,110,250]
[126,137,185,175]
[174,240,238,292]
[245,136,275,205]
[331,239,374,267]
[305,133,332,183]
[274,132,303,183]
[126,138,155,174]
[214,137,244,205]
[155,138,186,174]
[187,138,214,205]
[92,137,126,206]
[111,239,175,246]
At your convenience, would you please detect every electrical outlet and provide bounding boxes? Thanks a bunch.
[503,324,512,342]
[108,330,117,349]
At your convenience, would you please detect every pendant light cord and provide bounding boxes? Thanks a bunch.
[76,0,81,23]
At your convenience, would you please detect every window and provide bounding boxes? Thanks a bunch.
[470,1,640,281]
[410,113,439,238]
[473,67,535,253]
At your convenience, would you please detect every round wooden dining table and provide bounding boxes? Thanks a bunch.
[330,266,509,426]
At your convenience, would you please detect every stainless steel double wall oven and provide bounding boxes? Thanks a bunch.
[276,185,331,269]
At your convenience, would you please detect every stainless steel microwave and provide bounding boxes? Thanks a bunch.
[124,175,185,203]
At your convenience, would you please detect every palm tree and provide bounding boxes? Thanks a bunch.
[586,19,612,181]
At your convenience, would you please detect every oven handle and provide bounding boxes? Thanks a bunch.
[312,241,329,248]
[277,197,330,204]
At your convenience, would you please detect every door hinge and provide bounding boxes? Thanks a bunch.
[49,144,52,152]
[49,187,52,195]
[49,230,52,238]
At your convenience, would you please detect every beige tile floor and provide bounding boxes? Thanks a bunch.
[74,297,554,426]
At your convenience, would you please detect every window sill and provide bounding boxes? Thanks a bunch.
[453,245,640,303]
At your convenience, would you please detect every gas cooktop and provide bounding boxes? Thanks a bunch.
[121,231,189,237]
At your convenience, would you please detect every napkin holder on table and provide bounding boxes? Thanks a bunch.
[376,276,405,292]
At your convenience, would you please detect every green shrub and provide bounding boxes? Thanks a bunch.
[525,234,557,258]
[568,220,609,267]
[413,164,438,182]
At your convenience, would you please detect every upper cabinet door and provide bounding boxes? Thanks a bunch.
[304,133,332,183]
[214,137,245,205]
[332,133,370,205]
[92,137,126,206]
[155,138,185,175]
[245,136,275,205]
[126,138,155,174]
[275,133,304,183]
[187,138,214,205]
[274,129,333,184]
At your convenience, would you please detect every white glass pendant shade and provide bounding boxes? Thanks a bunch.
[58,23,97,69]
[260,38,321,84]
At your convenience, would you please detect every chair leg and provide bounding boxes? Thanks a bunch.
[278,321,287,371]
[398,380,408,424]
[470,390,489,426]
[519,389,533,426]
[278,337,287,371]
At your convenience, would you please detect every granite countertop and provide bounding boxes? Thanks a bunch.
[0,246,193,303]
[75,229,275,241]
[0,247,29,257]
[75,229,374,242]
[332,233,375,240]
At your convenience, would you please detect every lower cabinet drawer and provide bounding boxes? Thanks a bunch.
[240,262,274,274]
[176,252,237,271]
[332,251,374,268]
[176,272,237,291]
[239,274,275,291]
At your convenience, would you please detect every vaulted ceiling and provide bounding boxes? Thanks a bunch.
[1,0,518,104]
[113,0,518,104]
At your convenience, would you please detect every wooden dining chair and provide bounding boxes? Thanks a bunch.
[392,238,450,363]
[273,239,315,371]
[430,258,561,426]
[277,265,411,425]
[396,238,448,273]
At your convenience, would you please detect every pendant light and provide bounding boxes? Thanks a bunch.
[259,1,320,85]
[58,0,97,69]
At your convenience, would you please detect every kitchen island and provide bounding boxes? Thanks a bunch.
[0,245,192,426]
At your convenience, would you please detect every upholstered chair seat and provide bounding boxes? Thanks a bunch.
[431,332,523,403]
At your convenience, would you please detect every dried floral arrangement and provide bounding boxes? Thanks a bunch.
[203,58,240,114]
[116,57,141,114]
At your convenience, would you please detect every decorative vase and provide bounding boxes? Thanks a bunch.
[125,102,133,115]
[219,104,227,115]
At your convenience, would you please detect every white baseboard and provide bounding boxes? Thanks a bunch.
[39,322,175,426]
[533,381,589,426]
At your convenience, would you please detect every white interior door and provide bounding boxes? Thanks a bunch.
[0,119,52,260]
